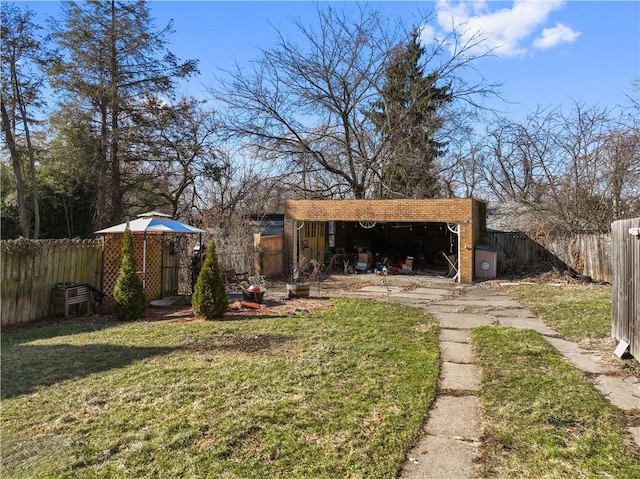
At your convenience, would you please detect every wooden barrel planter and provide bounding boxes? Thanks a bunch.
[286,282,310,298]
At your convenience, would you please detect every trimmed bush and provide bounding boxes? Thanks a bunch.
[192,240,228,319]
[113,225,146,321]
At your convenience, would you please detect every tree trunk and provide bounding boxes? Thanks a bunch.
[109,0,122,225]
[1,99,30,238]
[14,78,40,238]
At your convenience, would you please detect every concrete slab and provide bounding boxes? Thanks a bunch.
[406,287,453,299]
[439,329,470,343]
[357,285,404,294]
[544,337,616,374]
[440,362,481,391]
[393,293,445,300]
[562,353,616,375]
[469,307,537,319]
[426,304,468,314]
[440,300,526,311]
[390,296,436,305]
[400,435,479,479]
[545,336,587,354]
[440,341,475,363]
[426,395,482,441]
[499,317,561,337]
[432,312,495,329]
[593,375,640,411]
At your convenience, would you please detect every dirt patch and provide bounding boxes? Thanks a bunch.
[140,288,334,324]
[224,296,334,319]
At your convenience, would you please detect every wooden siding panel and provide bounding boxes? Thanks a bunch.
[485,232,613,282]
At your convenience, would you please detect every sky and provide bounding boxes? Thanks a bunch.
[14,0,640,119]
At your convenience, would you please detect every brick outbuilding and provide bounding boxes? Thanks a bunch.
[284,198,487,283]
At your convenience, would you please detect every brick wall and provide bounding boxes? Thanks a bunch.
[284,199,485,283]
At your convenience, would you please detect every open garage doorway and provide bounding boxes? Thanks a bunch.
[285,199,485,283]
[322,221,459,277]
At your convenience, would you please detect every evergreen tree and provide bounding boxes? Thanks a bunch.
[192,240,228,319]
[1,3,45,238]
[369,29,452,198]
[47,0,198,229]
[113,224,146,320]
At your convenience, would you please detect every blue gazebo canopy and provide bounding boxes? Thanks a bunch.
[95,211,204,235]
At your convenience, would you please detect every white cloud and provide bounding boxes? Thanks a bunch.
[420,24,437,45]
[533,23,580,49]
[423,0,578,58]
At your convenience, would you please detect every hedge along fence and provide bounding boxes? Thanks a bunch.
[1,239,103,328]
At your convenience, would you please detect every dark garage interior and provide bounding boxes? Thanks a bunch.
[324,221,459,276]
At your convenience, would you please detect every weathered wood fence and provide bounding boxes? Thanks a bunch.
[2,230,627,329]
[254,233,285,278]
[485,232,612,283]
[1,239,103,327]
[611,217,640,360]
[1,237,264,327]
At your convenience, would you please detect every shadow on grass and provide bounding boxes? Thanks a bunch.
[1,342,178,399]
[202,334,298,354]
[1,318,125,346]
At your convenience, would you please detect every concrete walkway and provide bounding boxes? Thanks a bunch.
[329,279,640,478]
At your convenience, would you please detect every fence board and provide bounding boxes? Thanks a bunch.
[1,237,193,327]
[254,234,285,278]
[1,239,103,327]
[485,232,612,282]
[611,218,640,360]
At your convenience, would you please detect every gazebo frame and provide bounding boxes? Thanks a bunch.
[95,212,203,302]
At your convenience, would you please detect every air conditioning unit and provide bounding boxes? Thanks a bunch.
[475,245,497,280]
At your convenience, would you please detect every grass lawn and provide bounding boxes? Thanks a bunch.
[1,298,439,479]
[506,283,640,377]
[472,327,640,479]
[506,284,612,341]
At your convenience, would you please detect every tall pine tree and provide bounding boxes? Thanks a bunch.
[47,0,198,229]
[369,29,452,198]
[0,4,44,238]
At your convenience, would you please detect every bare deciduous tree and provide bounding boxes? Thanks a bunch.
[213,4,497,199]
[480,101,640,234]
[126,96,222,218]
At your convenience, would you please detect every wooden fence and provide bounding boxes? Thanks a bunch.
[1,239,103,327]
[254,233,285,278]
[485,232,612,283]
[1,236,264,327]
[611,217,640,360]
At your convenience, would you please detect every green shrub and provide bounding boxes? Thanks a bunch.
[192,240,228,319]
[112,225,146,321]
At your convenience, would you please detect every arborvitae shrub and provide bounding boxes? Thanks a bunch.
[192,240,228,319]
[113,225,146,320]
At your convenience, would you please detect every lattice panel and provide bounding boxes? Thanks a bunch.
[102,235,122,306]
[101,233,165,307]
[142,235,163,301]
